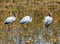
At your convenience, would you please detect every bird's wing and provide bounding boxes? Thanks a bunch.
[48,17,53,24]
[4,17,16,22]
[44,17,47,23]
[44,16,53,24]
[20,16,30,23]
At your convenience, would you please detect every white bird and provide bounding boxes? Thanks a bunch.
[44,13,53,28]
[4,13,16,24]
[20,15,32,24]
[20,14,32,29]
[4,13,16,30]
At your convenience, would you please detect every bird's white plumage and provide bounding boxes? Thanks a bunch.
[20,16,32,24]
[44,16,53,25]
[4,16,16,23]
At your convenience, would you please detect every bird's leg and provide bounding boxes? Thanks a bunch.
[7,24,10,31]
[10,23,13,31]
[47,27,48,30]
[45,27,49,33]
[9,23,12,31]
[28,23,30,29]
[43,25,46,32]
[42,25,45,35]
[26,23,29,30]
[6,25,8,31]
[21,24,24,31]
[49,26,51,30]
[25,24,26,29]
[24,24,27,31]
[9,24,11,31]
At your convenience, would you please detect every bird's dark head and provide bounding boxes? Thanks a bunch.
[48,13,52,17]
[13,12,16,17]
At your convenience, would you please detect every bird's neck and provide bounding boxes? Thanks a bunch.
[48,15,51,17]
[29,15,32,18]
[29,15,31,18]
[14,14,16,17]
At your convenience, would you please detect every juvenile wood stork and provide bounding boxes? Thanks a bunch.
[4,12,16,31]
[44,13,53,29]
[20,14,32,30]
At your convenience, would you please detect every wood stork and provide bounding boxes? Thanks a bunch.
[44,13,53,29]
[4,12,16,31]
[20,14,32,30]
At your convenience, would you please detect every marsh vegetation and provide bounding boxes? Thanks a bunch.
[0,0,60,44]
